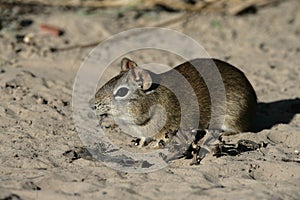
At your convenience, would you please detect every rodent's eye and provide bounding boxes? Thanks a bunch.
[115,87,129,97]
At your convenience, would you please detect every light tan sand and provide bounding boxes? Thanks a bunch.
[0,1,299,199]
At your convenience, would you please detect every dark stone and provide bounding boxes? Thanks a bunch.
[19,19,33,28]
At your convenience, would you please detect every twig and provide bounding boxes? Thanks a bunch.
[281,158,300,163]
[1,0,279,13]
[153,12,195,27]
[50,41,102,52]
[51,12,195,52]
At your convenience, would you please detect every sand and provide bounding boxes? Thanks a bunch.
[0,0,299,199]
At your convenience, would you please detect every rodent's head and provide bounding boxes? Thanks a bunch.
[90,58,160,126]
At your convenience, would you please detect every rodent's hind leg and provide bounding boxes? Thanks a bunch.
[191,129,224,165]
[157,128,221,164]
[164,129,206,162]
[219,131,238,141]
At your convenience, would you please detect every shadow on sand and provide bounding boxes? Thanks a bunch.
[253,98,300,132]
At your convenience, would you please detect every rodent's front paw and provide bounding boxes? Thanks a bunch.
[147,139,167,149]
[131,137,142,146]
[131,137,166,149]
[131,137,158,148]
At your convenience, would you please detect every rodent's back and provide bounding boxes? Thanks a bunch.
[162,58,257,132]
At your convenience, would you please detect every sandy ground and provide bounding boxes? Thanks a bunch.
[0,0,299,199]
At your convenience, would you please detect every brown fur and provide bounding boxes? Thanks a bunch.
[90,58,257,148]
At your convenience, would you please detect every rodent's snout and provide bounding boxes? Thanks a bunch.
[89,98,96,110]
[90,104,97,110]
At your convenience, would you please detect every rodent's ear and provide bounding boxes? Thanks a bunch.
[131,67,152,91]
[121,57,137,72]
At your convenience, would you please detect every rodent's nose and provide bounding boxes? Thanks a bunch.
[90,105,97,110]
[89,97,96,110]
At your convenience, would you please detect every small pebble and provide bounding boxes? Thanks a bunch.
[23,33,34,44]
[269,64,276,69]
[19,19,33,28]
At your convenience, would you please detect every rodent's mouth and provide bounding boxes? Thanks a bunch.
[94,109,111,117]
[97,113,110,123]
[97,113,109,118]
